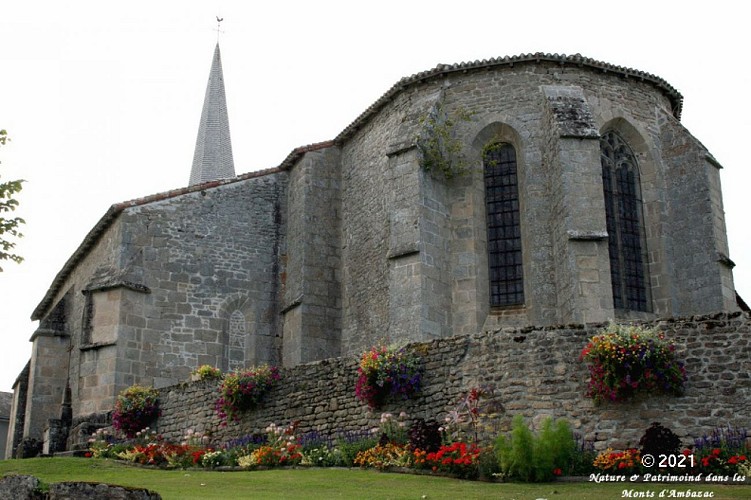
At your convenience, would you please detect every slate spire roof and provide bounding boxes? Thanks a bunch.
[189,43,235,186]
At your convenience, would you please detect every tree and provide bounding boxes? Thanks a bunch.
[0,129,25,271]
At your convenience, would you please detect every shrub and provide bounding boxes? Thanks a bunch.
[495,415,576,482]
[112,385,160,438]
[215,365,280,424]
[639,422,681,460]
[496,415,535,481]
[408,418,442,453]
[533,418,576,481]
[579,324,686,403]
[355,345,422,408]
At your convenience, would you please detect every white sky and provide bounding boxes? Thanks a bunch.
[0,1,749,393]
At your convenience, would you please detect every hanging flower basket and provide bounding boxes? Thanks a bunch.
[215,365,280,424]
[112,385,160,438]
[579,324,686,404]
[355,345,423,409]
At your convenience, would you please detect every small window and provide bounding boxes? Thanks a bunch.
[226,310,246,371]
[483,143,524,306]
[600,131,650,312]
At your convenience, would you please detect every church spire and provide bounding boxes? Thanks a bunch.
[189,43,235,186]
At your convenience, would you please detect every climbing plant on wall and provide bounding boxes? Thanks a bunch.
[415,102,474,180]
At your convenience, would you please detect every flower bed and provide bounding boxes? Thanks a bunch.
[93,385,750,484]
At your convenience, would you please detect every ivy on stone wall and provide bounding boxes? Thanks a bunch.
[415,103,474,180]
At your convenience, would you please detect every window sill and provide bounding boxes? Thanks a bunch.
[489,304,525,314]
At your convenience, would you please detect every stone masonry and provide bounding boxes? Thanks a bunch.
[149,313,751,452]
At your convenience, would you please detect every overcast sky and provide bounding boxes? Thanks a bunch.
[1,1,748,392]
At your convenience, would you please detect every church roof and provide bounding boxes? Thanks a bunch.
[188,43,235,186]
[333,52,684,145]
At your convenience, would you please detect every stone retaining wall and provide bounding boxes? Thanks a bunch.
[153,312,750,450]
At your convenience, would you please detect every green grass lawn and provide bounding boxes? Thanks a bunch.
[1,458,749,499]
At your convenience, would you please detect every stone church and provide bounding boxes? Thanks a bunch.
[6,46,740,455]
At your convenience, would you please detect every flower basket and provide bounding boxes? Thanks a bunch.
[215,365,280,424]
[112,385,160,438]
[579,324,686,404]
[191,365,222,382]
[355,345,423,409]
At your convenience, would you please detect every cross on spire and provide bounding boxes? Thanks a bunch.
[215,16,225,41]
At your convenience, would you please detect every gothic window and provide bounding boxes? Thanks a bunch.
[483,142,524,307]
[226,310,246,371]
[600,131,650,312]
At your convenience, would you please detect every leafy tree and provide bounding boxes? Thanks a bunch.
[0,129,25,271]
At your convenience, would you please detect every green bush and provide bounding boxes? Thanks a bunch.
[495,415,575,482]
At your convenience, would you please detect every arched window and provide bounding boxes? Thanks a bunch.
[226,310,246,371]
[600,131,650,312]
[483,143,524,306]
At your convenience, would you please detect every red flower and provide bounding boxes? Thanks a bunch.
[553,468,562,476]
[712,448,721,456]
[84,452,92,458]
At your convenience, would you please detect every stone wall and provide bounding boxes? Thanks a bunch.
[0,475,162,500]
[153,312,751,451]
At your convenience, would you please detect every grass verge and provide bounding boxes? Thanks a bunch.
[1,458,748,499]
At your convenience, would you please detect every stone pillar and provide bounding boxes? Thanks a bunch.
[542,86,614,324]
[5,362,29,459]
[282,147,342,366]
[23,329,70,444]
